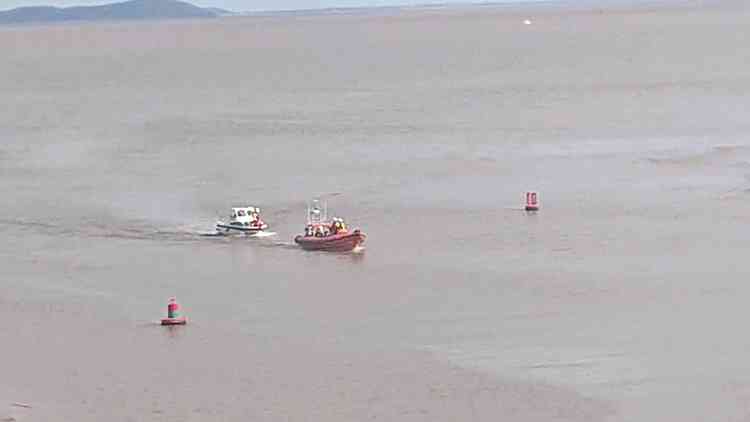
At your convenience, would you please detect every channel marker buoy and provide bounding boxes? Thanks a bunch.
[525,191,539,212]
[161,297,187,326]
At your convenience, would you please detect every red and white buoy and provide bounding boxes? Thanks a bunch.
[524,191,539,211]
[161,297,187,326]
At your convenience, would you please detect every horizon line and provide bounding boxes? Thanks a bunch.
[0,0,709,16]
[0,0,561,14]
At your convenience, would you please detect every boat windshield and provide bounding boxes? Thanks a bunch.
[308,200,325,224]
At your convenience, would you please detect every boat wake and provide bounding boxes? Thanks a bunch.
[198,232,227,237]
[0,217,278,244]
[260,240,299,250]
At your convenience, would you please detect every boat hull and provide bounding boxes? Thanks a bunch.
[161,317,187,326]
[294,231,366,252]
[216,222,268,234]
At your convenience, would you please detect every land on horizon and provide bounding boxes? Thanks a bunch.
[2,0,746,25]
[0,0,231,24]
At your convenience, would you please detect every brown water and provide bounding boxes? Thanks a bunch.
[2,3,750,421]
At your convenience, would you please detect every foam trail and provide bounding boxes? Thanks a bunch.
[199,232,226,237]
[249,231,277,238]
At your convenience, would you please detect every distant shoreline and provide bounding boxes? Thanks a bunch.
[1,0,742,23]
[0,0,226,25]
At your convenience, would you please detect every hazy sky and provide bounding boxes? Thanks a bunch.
[1,0,533,12]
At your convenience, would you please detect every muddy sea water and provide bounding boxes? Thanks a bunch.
[2,3,750,421]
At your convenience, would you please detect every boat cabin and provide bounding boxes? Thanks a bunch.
[229,207,261,225]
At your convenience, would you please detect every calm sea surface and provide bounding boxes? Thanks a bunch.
[2,4,750,420]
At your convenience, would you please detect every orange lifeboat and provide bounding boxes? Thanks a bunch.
[294,201,366,252]
[294,229,366,252]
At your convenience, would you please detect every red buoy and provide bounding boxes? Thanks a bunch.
[525,191,539,211]
[161,297,187,325]
[167,298,180,318]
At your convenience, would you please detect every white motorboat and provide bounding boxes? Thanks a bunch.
[216,206,268,234]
